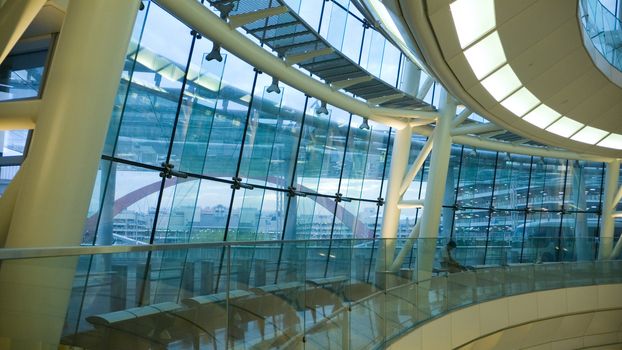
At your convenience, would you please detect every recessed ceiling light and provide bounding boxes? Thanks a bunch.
[546,117,584,137]
[570,126,609,144]
[464,31,506,79]
[480,64,521,101]
[500,87,540,117]
[597,133,622,149]
[522,104,561,128]
[450,0,496,49]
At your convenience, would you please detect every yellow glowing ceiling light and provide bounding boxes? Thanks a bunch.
[464,31,506,80]
[570,126,609,144]
[522,104,561,129]
[500,87,540,117]
[546,117,584,137]
[480,64,521,101]
[450,0,496,48]
[597,133,622,149]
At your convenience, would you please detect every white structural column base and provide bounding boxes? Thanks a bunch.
[0,0,139,348]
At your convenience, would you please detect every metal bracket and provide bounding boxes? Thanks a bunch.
[287,186,306,197]
[335,193,351,203]
[159,162,188,179]
[231,177,254,190]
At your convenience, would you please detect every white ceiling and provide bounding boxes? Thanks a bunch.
[397,0,622,158]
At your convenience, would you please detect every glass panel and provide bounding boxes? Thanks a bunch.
[529,158,566,211]
[239,81,305,188]
[88,163,163,245]
[187,180,233,242]
[0,36,51,101]
[168,38,227,175]
[102,6,149,156]
[112,5,193,166]
[456,148,497,208]
[227,188,285,241]
[195,54,257,179]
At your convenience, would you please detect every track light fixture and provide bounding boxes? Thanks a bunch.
[206,43,223,62]
[359,118,370,130]
[267,77,281,94]
[316,101,329,115]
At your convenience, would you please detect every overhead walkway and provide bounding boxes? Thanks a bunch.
[1,237,619,349]
[204,0,430,111]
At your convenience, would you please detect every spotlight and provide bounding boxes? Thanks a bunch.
[267,77,281,94]
[206,43,223,62]
[359,118,370,130]
[316,101,329,115]
[214,1,235,19]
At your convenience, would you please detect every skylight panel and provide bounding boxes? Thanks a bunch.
[480,64,521,101]
[570,126,609,144]
[546,117,584,137]
[450,0,496,48]
[500,87,540,117]
[522,104,561,128]
[597,133,622,149]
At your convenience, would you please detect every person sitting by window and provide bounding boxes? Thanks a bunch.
[441,240,467,273]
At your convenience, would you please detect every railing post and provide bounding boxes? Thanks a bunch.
[136,263,150,306]
[200,260,214,295]
[182,262,195,299]
[254,259,266,287]
[111,265,128,311]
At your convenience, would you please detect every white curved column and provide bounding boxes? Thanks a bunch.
[0,0,139,347]
[417,89,455,281]
[0,0,47,64]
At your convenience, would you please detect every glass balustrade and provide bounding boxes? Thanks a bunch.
[580,0,622,72]
[0,237,619,349]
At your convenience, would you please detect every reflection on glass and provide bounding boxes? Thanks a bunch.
[0,36,51,101]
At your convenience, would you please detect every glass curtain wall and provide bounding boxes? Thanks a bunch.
[84,2,392,246]
[443,148,605,265]
[83,1,610,266]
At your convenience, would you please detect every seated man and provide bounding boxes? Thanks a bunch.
[441,240,467,273]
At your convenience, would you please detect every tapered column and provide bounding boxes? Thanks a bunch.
[377,126,412,271]
[0,1,139,348]
[0,0,47,64]
[599,159,620,259]
[417,89,455,281]
[572,163,590,261]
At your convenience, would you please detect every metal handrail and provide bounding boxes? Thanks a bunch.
[0,238,417,260]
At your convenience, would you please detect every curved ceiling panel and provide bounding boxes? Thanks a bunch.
[397,0,622,157]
